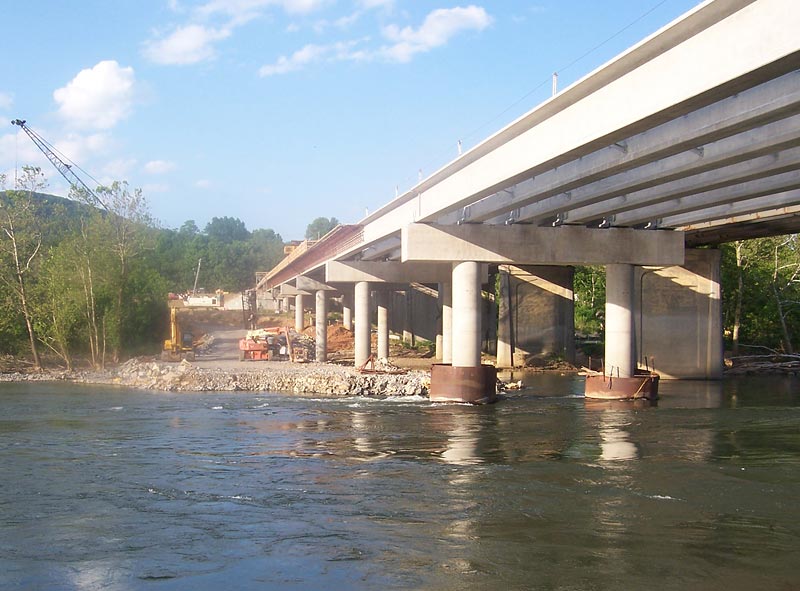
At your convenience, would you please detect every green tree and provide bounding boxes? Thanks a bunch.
[204,216,250,243]
[0,167,47,368]
[305,216,339,240]
[573,265,605,336]
[35,239,87,369]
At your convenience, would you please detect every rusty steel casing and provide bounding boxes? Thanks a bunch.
[430,364,498,404]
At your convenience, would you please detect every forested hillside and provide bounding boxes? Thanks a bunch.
[0,170,286,369]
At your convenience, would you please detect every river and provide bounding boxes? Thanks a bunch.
[1,375,798,590]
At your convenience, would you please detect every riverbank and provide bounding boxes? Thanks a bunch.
[0,357,431,397]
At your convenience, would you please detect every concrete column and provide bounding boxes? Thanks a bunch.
[452,261,482,368]
[354,281,371,368]
[441,282,453,364]
[342,291,353,331]
[295,294,305,333]
[496,266,513,368]
[403,289,414,346]
[435,283,444,360]
[605,263,635,378]
[315,290,327,363]
[377,291,390,360]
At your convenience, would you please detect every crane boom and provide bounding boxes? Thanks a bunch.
[11,118,107,210]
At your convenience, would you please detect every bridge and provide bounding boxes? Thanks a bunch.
[259,0,800,402]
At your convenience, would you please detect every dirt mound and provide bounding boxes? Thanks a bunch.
[302,324,354,353]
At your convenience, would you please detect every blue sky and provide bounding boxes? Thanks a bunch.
[1,0,701,240]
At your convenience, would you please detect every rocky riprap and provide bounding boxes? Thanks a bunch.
[1,358,430,398]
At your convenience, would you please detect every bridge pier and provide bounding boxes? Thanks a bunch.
[585,263,659,400]
[430,262,496,404]
[354,281,371,368]
[496,265,575,368]
[636,248,723,380]
[315,290,327,362]
[605,263,636,378]
[377,290,389,360]
[342,291,353,331]
[440,282,452,364]
[402,288,413,346]
[294,294,305,332]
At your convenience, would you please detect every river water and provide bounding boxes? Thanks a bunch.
[1,375,798,590]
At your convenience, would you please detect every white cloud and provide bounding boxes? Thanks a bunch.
[144,160,176,174]
[56,132,113,164]
[143,24,231,65]
[260,5,491,76]
[53,61,136,130]
[259,40,366,76]
[195,179,212,188]
[381,5,492,62]
[259,43,329,76]
[0,91,12,111]
[145,0,334,66]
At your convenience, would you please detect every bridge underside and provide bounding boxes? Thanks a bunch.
[259,0,800,402]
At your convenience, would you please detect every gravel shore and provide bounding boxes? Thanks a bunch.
[0,358,431,397]
[0,327,432,397]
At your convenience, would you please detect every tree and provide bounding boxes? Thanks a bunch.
[305,216,338,240]
[96,181,155,361]
[573,265,605,336]
[0,167,47,368]
[204,216,250,243]
[179,220,199,236]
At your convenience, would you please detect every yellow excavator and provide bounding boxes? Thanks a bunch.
[161,304,196,361]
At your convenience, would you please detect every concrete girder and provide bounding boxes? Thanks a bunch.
[684,204,800,232]
[326,260,459,284]
[358,236,402,261]
[490,111,800,226]
[432,68,800,226]
[664,188,800,227]
[684,206,800,245]
[401,223,685,266]
[612,168,800,227]
[565,145,800,224]
[296,275,338,292]
[279,284,311,296]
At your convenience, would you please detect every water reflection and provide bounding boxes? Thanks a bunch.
[439,411,484,466]
[658,379,724,408]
